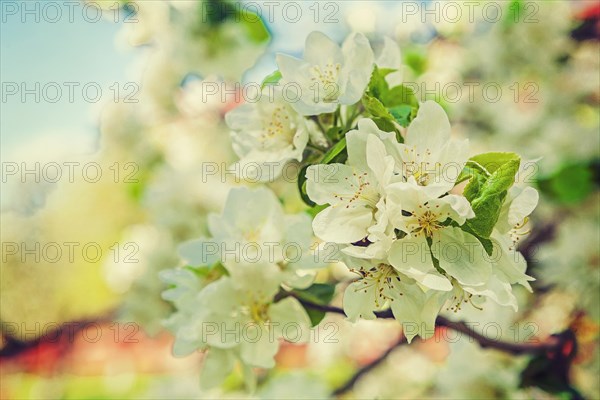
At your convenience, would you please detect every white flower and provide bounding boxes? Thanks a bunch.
[388,182,478,292]
[373,36,404,87]
[178,186,323,288]
[341,255,446,343]
[388,181,536,313]
[276,31,374,115]
[399,101,469,195]
[374,37,401,70]
[306,119,401,247]
[225,89,314,182]
[196,265,311,387]
[163,262,312,389]
[463,186,539,310]
[495,186,539,236]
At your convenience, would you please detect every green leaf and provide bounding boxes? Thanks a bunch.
[236,9,270,43]
[387,104,413,128]
[403,49,427,76]
[325,126,343,142]
[372,117,400,133]
[382,85,419,108]
[364,67,418,132]
[459,224,494,255]
[538,162,594,204]
[362,93,394,120]
[320,137,347,164]
[469,152,521,174]
[261,70,281,89]
[367,65,394,99]
[306,204,328,219]
[458,152,521,239]
[292,283,336,327]
[297,165,316,207]
[298,139,347,207]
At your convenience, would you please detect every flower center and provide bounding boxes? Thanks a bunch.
[261,106,294,145]
[446,285,483,313]
[310,62,341,102]
[415,210,443,237]
[351,263,402,307]
[402,146,440,185]
[333,172,379,209]
[247,301,270,323]
[508,216,531,251]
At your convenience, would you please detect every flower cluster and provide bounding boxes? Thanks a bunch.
[164,30,539,386]
[307,101,537,341]
[162,186,323,388]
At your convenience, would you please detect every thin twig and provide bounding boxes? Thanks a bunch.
[290,296,565,397]
[332,335,407,396]
[293,296,561,355]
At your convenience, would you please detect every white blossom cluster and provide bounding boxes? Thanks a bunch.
[162,186,324,389]
[163,30,539,386]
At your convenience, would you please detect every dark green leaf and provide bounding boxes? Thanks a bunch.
[297,165,316,207]
[372,116,400,134]
[388,104,414,128]
[325,126,343,142]
[321,137,347,164]
[293,283,336,326]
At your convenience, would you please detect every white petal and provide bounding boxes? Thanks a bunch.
[306,164,361,205]
[432,227,492,286]
[428,194,475,225]
[178,237,219,267]
[345,129,369,171]
[366,134,395,186]
[374,36,401,69]
[312,204,373,243]
[490,232,535,292]
[200,348,236,389]
[304,31,344,66]
[390,284,446,342]
[339,32,374,105]
[239,324,278,368]
[406,101,451,151]
[389,236,453,291]
[269,298,312,343]
[343,281,377,322]
[464,275,518,311]
[511,189,539,230]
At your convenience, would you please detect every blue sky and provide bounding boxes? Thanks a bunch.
[1,2,136,158]
[0,1,402,159]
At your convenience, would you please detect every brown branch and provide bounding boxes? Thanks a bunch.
[291,296,565,396]
[332,335,407,396]
[295,297,560,355]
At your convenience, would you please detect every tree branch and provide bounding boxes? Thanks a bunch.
[291,296,566,396]
[332,335,407,396]
[294,296,562,355]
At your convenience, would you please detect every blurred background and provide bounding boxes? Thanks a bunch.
[1,1,599,399]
